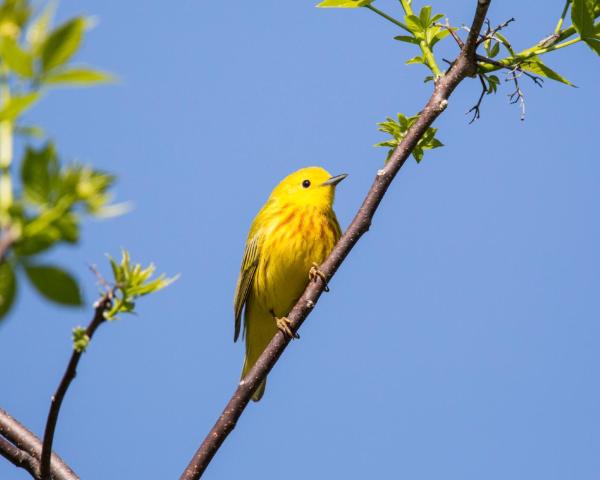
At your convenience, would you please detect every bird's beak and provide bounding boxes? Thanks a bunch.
[322,173,348,187]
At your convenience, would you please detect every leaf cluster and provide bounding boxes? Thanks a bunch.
[0,0,117,322]
[105,250,178,320]
[0,1,112,91]
[395,5,449,72]
[375,112,443,163]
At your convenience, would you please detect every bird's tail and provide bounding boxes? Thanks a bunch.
[241,307,277,402]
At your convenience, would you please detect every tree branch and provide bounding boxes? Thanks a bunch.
[0,436,41,479]
[0,408,78,480]
[179,1,491,478]
[39,293,113,480]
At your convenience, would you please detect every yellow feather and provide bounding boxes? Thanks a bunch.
[234,166,344,401]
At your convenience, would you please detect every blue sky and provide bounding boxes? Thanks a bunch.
[1,1,599,479]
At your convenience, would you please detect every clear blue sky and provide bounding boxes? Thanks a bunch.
[2,1,599,479]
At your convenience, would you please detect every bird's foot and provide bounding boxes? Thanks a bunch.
[309,262,329,292]
[275,316,300,339]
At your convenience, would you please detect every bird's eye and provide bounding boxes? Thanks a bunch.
[302,179,311,188]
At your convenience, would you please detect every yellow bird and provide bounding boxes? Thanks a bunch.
[233,166,347,401]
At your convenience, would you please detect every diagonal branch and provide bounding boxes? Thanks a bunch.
[39,292,113,480]
[179,1,492,479]
[0,436,41,479]
[0,408,78,480]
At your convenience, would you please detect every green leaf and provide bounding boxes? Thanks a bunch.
[430,13,444,24]
[406,55,424,65]
[42,67,115,86]
[495,32,515,55]
[583,37,600,55]
[405,14,423,35]
[24,264,82,306]
[571,0,596,37]
[419,6,431,27]
[0,37,33,77]
[41,17,86,72]
[21,142,59,204]
[394,35,419,45]
[490,41,500,58]
[0,262,16,320]
[521,57,575,86]
[0,93,40,121]
[54,213,79,243]
[316,0,373,7]
[13,231,59,256]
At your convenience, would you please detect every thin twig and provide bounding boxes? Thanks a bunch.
[507,70,526,121]
[436,20,464,48]
[0,408,78,480]
[178,1,492,479]
[478,17,515,44]
[39,292,113,480]
[476,54,544,87]
[467,74,488,123]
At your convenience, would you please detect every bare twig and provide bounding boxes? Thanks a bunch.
[39,292,113,480]
[505,65,543,121]
[436,20,464,49]
[476,55,544,86]
[478,17,515,44]
[467,74,488,123]
[507,70,526,120]
[178,1,492,479]
[0,408,78,480]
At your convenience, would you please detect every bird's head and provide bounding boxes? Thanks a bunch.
[270,167,347,209]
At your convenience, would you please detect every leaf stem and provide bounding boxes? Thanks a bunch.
[478,33,581,73]
[364,4,408,31]
[367,2,442,77]
[400,1,442,77]
[398,0,411,15]
[554,0,571,34]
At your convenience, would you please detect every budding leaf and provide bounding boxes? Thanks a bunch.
[375,112,443,163]
[105,250,177,320]
[72,326,89,353]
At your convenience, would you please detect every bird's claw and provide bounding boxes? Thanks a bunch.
[275,317,300,339]
[309,262,329,292]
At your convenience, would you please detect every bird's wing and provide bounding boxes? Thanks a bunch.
[233,232,260,342]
